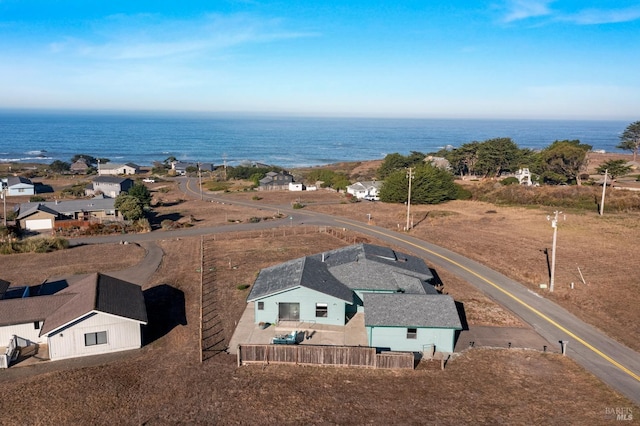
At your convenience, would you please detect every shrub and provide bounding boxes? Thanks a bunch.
[292,203,304,209]
[30,195,46,202]
[248,217,261,223]
[454,184,473,200]
[0,237,69,254]
[500,177,519,186]
[236,284,250,290]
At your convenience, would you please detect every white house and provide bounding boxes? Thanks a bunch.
[346,181,382,200]
[98,163,140,176]
[85,176,134,198]
[5,176,35,196]
[288,182,304,191]
[0,273,147,364]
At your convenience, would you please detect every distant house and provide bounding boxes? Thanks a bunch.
[171,161,213,176]
[16,198,121,231]
[288,182,304,191]
[425,156,451,170]
[70,159,90,174]
[5,177,35,196]
[246,244,461,353]
[0,273,147,364]
[259,171,294,191]
[346,181,382,200]
[85,176,134,198]
[98,163,140,176]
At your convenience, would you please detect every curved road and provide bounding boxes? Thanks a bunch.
[72,177,640,406]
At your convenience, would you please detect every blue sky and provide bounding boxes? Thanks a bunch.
[0,1,638,119]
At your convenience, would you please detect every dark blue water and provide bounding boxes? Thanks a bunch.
[0,110,628,168]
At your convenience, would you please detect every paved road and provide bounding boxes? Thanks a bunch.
[73,177,640,406]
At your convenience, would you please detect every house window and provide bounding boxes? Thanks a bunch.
[257,301,264,310]
[33,321,40,330]
[315,303,328,318]
[84,331,108,346]
[407,328,417,339]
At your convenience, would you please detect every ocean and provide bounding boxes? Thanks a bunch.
[0,110,629,168]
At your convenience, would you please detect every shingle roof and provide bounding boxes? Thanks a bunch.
[0,273,147,335]
[18,198,116,217]
[312,244,434,292]
[247,244,436,301]
[0,294,74,327]
[16,203,60,220]
[364,294,462,329]
[40,273,147,335]
[7,176,33,186]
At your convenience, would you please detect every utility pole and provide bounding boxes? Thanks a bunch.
[406,167,414,231]
[2,184,6,227]
[548,210,562,292]
[198,163,203,200]
[222,153,228,181]
[599,169,608,216]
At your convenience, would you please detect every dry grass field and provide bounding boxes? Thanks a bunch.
[1,153,638,423]
[0,233,635,424]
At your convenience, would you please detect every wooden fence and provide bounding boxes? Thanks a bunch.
[237,344,414,370]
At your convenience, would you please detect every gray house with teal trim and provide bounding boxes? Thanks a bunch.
[246,244,462,353]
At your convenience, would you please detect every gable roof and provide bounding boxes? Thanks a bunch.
[347,181,382,191]
[247,244,436,302]
[18,198,116,217]
[7,176,33,187]
[313,244,434,292]
[99,162,139,170]
[40,273,147,335]
[247,257,353,303]
[0,294,74,327]
[16,203,60,220]
[364,294,462,329]
[0,273,147,334]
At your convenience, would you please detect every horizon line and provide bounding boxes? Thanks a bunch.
[0,107,633,122]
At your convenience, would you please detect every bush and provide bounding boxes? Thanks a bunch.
[454,184,473,200]
[0,237,69,254]
[30,195,46,202]
[248,217,261,223]
[236,284,250,290]
[500,177,519,186]
[292,203,304,209]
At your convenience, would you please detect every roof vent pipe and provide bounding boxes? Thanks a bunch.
[322,253,325,262]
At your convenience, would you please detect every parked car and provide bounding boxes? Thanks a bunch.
[363,195,380,201]
[142,178,155,183]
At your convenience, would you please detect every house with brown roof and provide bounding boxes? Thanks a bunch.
[70,158,91,174]
[0,273,147,365]
[17,198,121,231]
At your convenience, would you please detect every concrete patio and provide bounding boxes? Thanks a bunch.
[228,302,368,355]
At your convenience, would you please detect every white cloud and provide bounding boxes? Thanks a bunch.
[46,13,318,61]
[563,6,640,25]
[502,0,554,23]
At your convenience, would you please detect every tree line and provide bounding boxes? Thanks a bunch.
[375,120,639,204]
